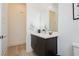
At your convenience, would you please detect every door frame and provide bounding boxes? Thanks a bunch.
[0,3,8,56]
[0,3,2,56]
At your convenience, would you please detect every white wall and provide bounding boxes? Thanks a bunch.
[58,3,79,56]
[8,4,26,46]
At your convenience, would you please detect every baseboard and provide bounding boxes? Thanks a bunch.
[8,40,26,47]
[8,42,26,47]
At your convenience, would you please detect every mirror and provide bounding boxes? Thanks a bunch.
[29,3,58,32]
[49,10,57,32]
[39,4,58,32]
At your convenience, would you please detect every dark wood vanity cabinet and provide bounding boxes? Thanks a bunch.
[31,34,57,56]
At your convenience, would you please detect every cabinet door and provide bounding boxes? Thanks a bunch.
[37,37,46,56]
[31,35,37,49]
[46,37,57,56]
[31,35,46,56]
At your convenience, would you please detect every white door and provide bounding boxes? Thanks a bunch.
[8,4,26,46]
[0,4,8,56]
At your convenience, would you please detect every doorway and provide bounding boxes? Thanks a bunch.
[7,3,26,56]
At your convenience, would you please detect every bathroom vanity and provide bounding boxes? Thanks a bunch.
[31,32,59,56]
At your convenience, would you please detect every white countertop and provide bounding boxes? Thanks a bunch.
[31,32,59,39]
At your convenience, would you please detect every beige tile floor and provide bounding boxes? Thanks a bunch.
[6,44,37,56]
